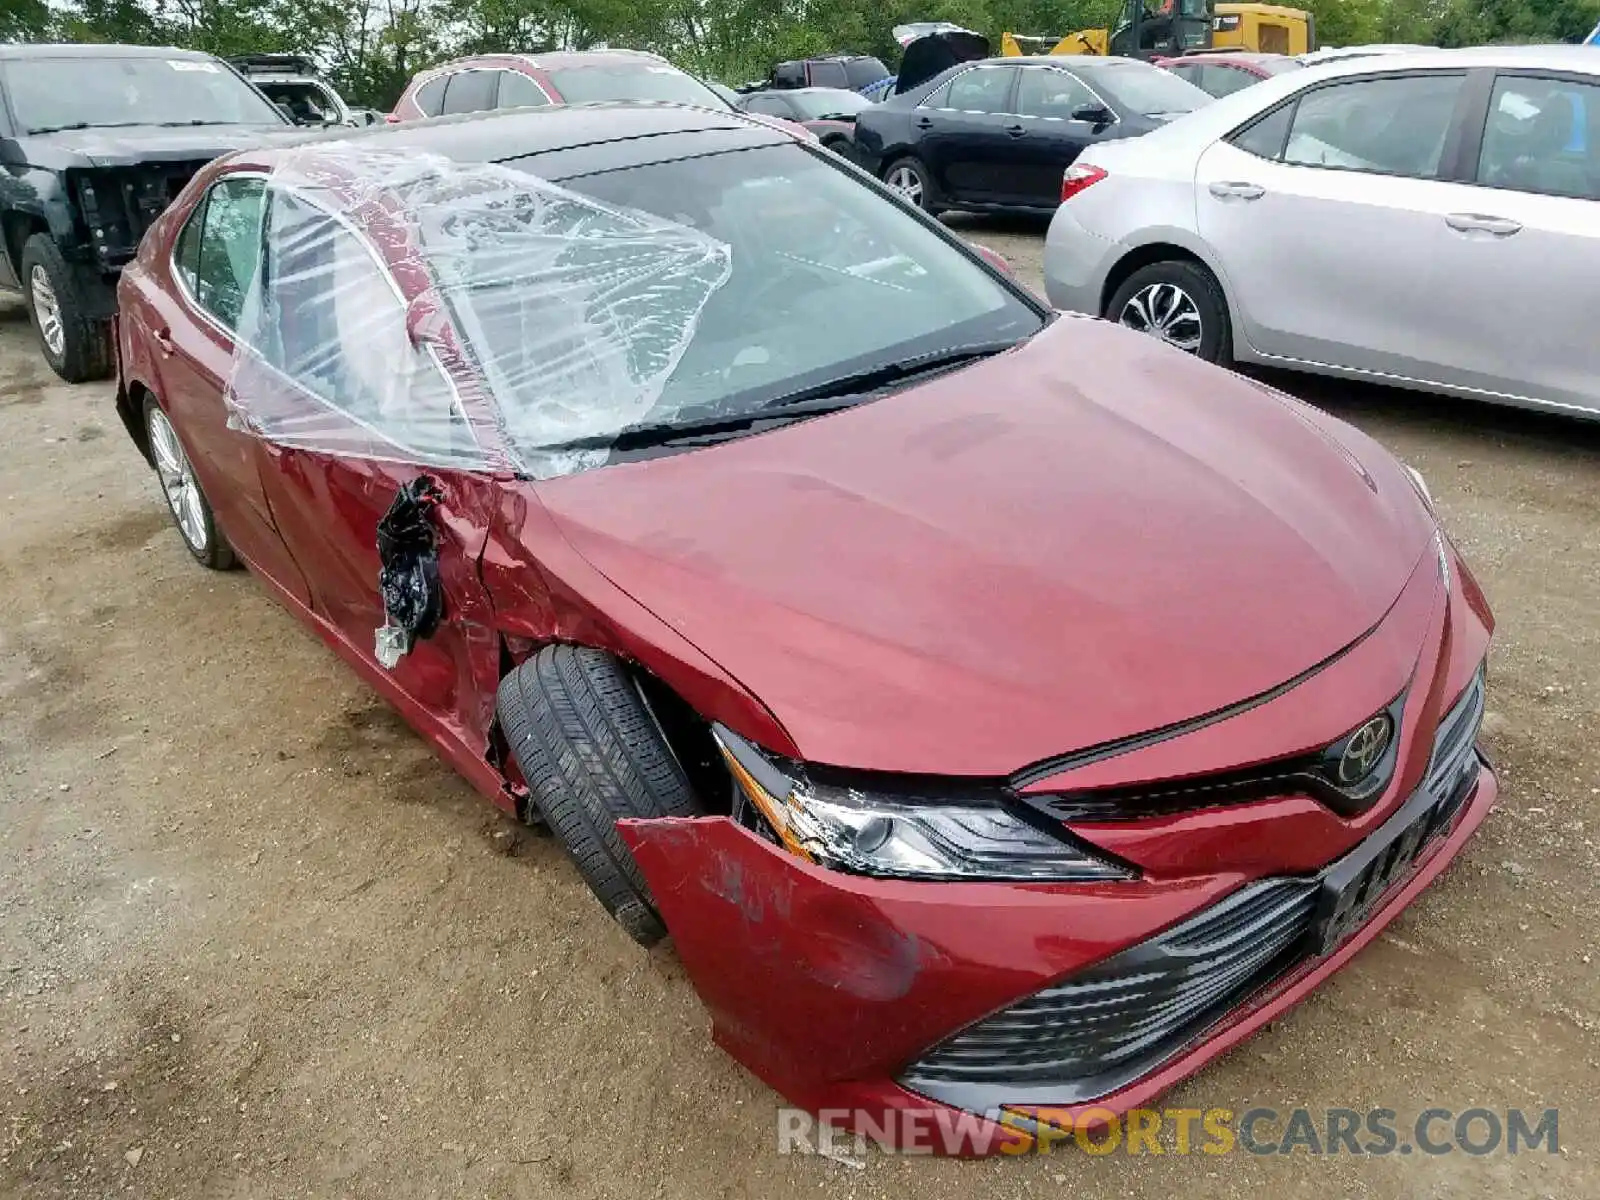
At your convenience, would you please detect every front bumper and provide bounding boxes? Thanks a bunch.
[623,758,1495,1152]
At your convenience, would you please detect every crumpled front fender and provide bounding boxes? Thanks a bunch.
[617,814,1240,1113]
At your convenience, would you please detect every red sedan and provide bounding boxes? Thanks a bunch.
[1154,50,1305,97]
[392,48,752,121]
[115,102,1495,1153]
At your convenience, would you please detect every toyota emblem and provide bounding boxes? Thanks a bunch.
[1338,714,1394,785]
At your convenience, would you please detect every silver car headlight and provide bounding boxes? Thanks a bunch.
[713,725,1133,882]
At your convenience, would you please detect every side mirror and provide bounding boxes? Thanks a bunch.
[1071,103,1115,126]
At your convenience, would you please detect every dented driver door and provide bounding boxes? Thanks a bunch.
[222,184,513,784]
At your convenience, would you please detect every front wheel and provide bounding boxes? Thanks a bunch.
[1105,260,1232,364]
[496,646,703,947]
[20,233,112,383]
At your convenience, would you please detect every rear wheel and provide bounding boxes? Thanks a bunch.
[1106,260,1232,364]
[20,233,112,383]
[144,394,236,570]
[496,645,702,947]
[883,156,937,213]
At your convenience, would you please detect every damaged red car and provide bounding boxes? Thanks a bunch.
[116,102,1496,1153]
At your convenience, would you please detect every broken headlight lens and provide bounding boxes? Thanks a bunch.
[712,725,1132,883]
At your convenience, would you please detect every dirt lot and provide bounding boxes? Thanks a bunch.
[2,225,1597,1200]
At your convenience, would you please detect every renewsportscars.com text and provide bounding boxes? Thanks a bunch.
[777,1105,1561,1158]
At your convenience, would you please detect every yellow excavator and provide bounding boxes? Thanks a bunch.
[1001,0,1315,61]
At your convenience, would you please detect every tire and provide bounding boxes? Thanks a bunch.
[882,155,938,213]
[496,645,702,947]
[143,393,237,570]
[1105,259,1232,365]
[20,233,112,383]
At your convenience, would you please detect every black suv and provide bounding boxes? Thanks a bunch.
[0,43,290,381]
[746,55,889,93]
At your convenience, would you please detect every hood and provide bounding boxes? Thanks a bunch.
[536,317,1436,777]
[894,25,992,94]
[18,123,291,169]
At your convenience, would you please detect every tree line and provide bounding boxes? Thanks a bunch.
[1,0,1596,109]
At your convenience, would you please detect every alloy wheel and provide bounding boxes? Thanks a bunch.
[29,265,64,358]
[886,165,924,206]
[1119,282,1203,353]
[147,406,209,554]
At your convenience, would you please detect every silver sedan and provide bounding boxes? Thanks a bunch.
[1045,45,1599,418]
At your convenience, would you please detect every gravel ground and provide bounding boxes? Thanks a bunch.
[2,222,1597,1199]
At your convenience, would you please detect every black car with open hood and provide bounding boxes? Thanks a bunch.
[891,23,992,94]
[0,42,290,382]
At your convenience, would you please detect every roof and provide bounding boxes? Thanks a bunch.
[1171,50,1295,65]
[779,86,873,96]
[230,100,789,174]
[0,42,215,61]
[424,49,674,75]
[1297,42,1600,76]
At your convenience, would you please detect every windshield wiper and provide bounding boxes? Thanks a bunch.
[25,121,167,134]
[546,395,860,454]
[536,338,1027,458]
[759,339,1025,411]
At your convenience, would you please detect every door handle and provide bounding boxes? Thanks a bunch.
[1445,213,1522,237]
[1004,124,1026,137]
[154,327,175,355]
[1208,181,1264,200]
[915,117,934,130]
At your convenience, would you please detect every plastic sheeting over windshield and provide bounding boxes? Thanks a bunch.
[224,146,733,476]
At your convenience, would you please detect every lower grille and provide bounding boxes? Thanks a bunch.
[899,879,1318,1108]
[899,665,1489,1113]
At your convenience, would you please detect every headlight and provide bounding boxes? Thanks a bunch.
[713,725,1132,882]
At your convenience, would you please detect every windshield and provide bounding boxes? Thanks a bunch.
[790,90,872,119]
[456,144,1041,473]
[3,55,286,133]
[1084,61,1210,115]
[545,64,727,107]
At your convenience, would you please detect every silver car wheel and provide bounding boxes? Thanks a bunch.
[886,165,924,206]
[30,265,64,358]
[147,405,209,554]
[1119,283,1204,353]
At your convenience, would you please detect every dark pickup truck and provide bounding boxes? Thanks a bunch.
[0,43,291,382]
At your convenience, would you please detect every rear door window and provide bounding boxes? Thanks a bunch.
[1476,74,1599,200]
[1230,102,1294,159]
[187,175,266,329]
[413,75,447,116]
[1279,72,1466,178]
[441,70,498,115]
[497,70,550,108]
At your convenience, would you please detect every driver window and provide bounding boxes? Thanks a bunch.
[1017,69,1097,119]
[253,191,475,464]
[946,67,1016,115]
[1477,75,1599,200]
